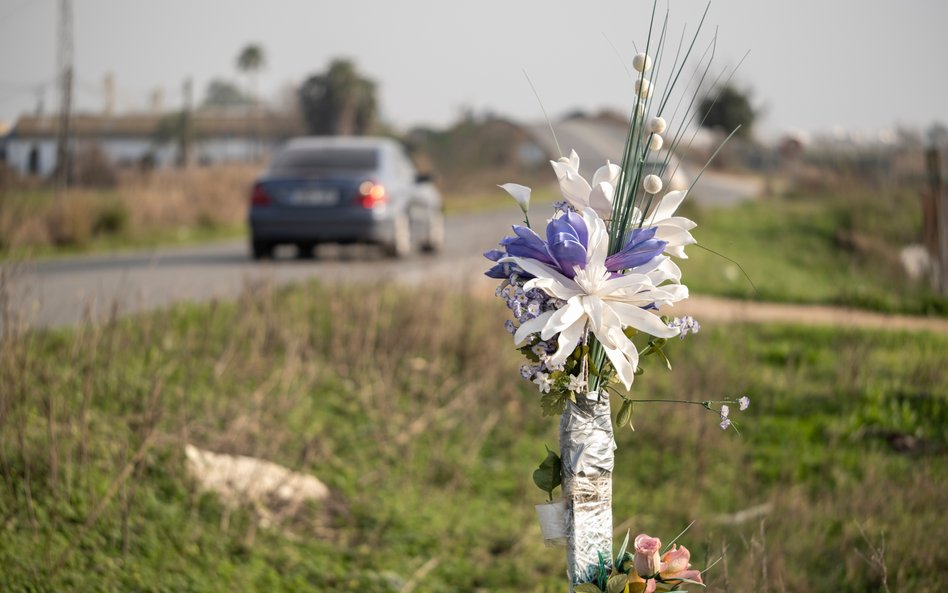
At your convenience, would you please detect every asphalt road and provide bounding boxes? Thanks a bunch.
[529,118,762,206]
[2,209,513,329]
[3,119,762,330]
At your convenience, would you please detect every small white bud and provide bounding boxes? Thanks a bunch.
[634,78,653,100]
[632,52,652,73]
[648,134,664,151]
[648,116,667,134]
[643,174,663,194]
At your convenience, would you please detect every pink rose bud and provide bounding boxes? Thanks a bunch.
[633,533,663,578]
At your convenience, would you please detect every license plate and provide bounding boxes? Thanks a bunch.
[293,188,338,206]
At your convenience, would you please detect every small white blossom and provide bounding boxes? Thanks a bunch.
[533,372,553,393]
[739,396,750,411]
[720,404,730,419]
[632,52,652,72]
[648,134,664,151]
[520,364,534,379]
[648,116,667,134]
[643,174,663,194]
[567,375,586,394]
[531,342,549,358]
[720,418,732,430]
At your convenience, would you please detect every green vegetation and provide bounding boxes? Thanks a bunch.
[679,188,948,315]
[1,281,944,592]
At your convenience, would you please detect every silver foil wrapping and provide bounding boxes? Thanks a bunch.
[559,394,617,590]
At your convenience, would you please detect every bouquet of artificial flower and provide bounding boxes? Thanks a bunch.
[484,10,751,586]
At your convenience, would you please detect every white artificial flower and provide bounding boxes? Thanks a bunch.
[502,208,686,389]
[634,190,698,259]
[643,174,663,194]
[648,116,667,134]
[499,183,531,213]
[533,372,553,393]
[549,149,621,218]
[633,53,652,72]
[567,374,587,394]
[648,134,664,151]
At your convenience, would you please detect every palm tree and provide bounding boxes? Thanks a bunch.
[236,44,265,159]
[298,59,377,136]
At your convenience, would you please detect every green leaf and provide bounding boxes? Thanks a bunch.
[540,391,569,416]
[616,400,633,429]
[532,447,561,499]
[607,573,630,593]
[615,529,631,567]
[575,583,605,593]
[627,582,647,593]
[654,346,672,371]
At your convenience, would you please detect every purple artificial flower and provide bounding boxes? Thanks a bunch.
[604,227,668,272]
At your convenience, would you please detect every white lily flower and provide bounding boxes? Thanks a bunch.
[549,150,621,218]
[501,208,686,389]
[499,182,531,213]
[635,190,698,259]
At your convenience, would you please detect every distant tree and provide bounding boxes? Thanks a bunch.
[298,59,377,136]
[237,44,266,159]
[201,79,252,108]
[236,44,265,95]
[699,85,756,138]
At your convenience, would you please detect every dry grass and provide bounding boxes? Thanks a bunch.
[0,164,258,252]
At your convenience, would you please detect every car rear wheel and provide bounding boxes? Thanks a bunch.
[296,242,316,259]
[420,210,444,253]
[385,213,412,258]
[251,239,273,260]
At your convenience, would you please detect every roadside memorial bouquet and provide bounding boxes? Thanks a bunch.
[484,4,750,590]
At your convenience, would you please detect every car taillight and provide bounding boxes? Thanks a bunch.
[357,181,387,208]
[251,183,272,207]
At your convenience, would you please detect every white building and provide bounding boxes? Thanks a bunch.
[1,110,302,177]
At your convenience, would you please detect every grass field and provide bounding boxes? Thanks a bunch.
[678,188,948,316]
[1,280,945,592]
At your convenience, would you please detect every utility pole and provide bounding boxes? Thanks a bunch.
[54,0,74,197]
[926,148,948,295]
[177,77,192,168]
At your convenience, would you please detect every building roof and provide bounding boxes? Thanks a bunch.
[10,111,303,140]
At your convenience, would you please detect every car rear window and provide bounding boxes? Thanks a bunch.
[270,148,379,174]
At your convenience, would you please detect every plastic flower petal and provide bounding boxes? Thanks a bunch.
[502,208,685,389]
[499,182,531,213]
[660,545,704,585]
[636,190,698,259]
[549,150,621,218]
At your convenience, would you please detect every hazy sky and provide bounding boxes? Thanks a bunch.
[1,0,946,138]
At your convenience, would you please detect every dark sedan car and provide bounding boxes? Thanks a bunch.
[248,137,444,259]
